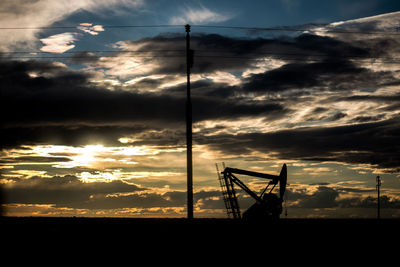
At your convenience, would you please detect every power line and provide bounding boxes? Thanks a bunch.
[1,48,398,60]
[0,23,399,35]
[1,45,399,64]
[0,50,183,54]
[0,25,184,30]
[0,55,185,59]
[3,54,400,64]
[193,24,400,35]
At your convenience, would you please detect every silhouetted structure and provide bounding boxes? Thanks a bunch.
[376,176,381,219]
[217,164,287,220]
[216,163,241,219]
[186,24,194,219]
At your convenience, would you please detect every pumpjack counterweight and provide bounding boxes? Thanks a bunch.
[217,164,287,221]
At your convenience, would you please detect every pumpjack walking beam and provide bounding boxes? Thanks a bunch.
[219,164,287,220]
[224,172,265,204]
[223,164,287,201]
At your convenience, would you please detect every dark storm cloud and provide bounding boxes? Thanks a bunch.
[161,79,236,98]
[69,51,99,64]
[243,59,357,92]
[242,58,399,93]
[286,186,400,209]
[1,125,148,148]
[120,32,400,97]
[201,118,400,170]
[193,95,285,122]
[338,195,400,209]
[2,30,400,173]
[197,184,398,213]
[120,32,373,75]
[295,186,339,209]
[2,175,144,206]
[70,188,220,210]
[0,59,285,148]
[0,59,184,126]
[331,93,400,104]
[350,114,386,123]
[1,156,72,164]
[293,33,369,57]
[1,175,223,210]
[119,33,266,74]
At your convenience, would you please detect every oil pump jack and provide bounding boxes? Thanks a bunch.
[217,164,287,220]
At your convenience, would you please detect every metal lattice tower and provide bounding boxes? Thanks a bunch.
[216,163,241,219]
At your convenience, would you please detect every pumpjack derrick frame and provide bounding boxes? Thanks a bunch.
[217,164,287,220]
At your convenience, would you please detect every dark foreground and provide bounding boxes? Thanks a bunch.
[2,217,398,240]
[2,217,398,261]
[2,216,400,259]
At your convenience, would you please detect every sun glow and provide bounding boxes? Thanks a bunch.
[1,144,186,183]
[20,144,165,169]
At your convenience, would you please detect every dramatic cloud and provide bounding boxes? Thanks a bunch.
[1,175,223,213]
[1,156,72,164]
[113,33,292,75]
[0,58,286,148]
[39,23,105,53]
[77,23,105,36]
[327,10,400,34]
[1,10,400,218]
[0,0,143,51]
[106,31,399,93]
[286,184,400,211]
[40,32,79,53]
[2,175,143,207]
[170,5,233,24]
[202,118,400,171]
[2,24,400,171]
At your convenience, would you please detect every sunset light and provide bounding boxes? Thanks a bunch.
[1,0,400,219]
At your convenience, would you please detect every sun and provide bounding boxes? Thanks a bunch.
[72,145,105,167]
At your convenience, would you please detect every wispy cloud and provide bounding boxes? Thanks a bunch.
[40,23,105,53]
[77,23,105,35]
[40,32,79,53]
[0,0,143,51]
[2,10,400,218]
[170,5,233,24]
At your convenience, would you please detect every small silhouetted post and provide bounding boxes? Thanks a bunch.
[376,176,381,219]
[186,24,193,220]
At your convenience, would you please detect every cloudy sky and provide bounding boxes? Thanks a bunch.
[1,0,400,218]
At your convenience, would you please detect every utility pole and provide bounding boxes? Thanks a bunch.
[186,24,194,220]
[376,176,381,219]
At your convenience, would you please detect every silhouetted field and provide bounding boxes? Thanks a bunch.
[2,216,398,240]
[2,217,399,257]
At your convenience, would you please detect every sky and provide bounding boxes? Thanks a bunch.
[1,0,400,218]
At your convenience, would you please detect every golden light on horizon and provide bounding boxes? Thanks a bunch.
[0,144,187,183]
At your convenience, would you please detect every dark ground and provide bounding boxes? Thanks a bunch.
[2,216,398,240]
[2,217,399,260]
[1,217,397,265]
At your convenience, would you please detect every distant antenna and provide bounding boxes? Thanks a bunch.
[284,184,288,218]
[376,176,381,219]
